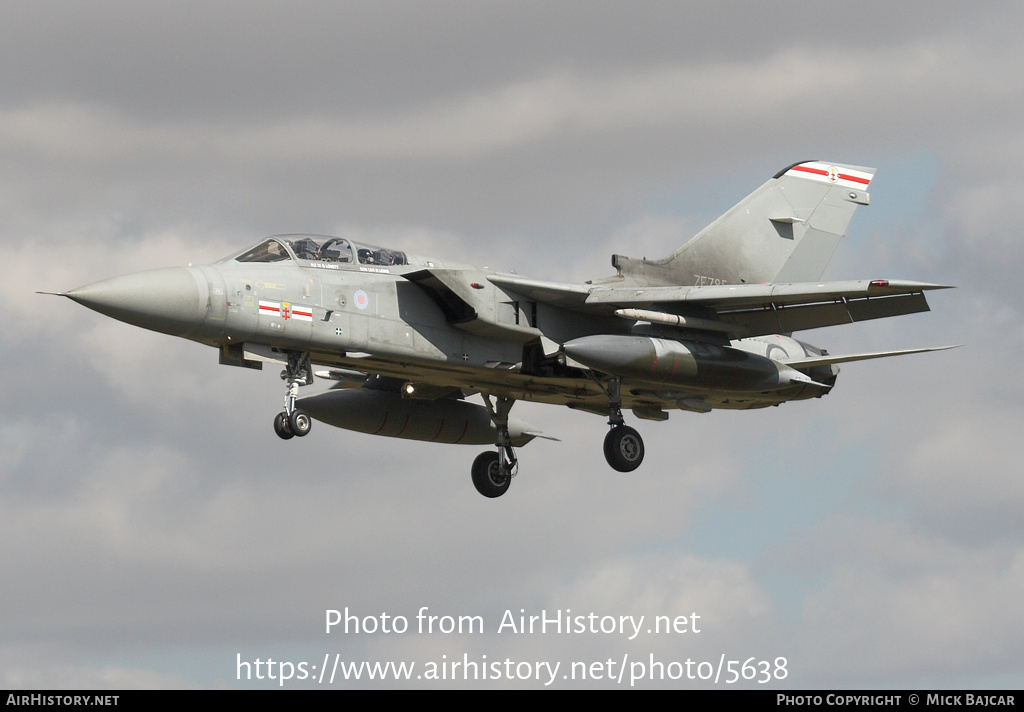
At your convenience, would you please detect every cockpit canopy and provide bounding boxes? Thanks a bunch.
[232,234,408,267]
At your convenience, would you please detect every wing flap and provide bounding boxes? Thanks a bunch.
[717,291,933,335]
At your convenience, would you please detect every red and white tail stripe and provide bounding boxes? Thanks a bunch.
[784,161,874,190]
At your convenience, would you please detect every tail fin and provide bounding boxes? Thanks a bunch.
[610,160,876,286]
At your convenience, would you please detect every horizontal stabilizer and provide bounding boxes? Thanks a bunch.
[784,344,960,369]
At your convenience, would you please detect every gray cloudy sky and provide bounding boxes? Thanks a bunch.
[3,1,1022,689]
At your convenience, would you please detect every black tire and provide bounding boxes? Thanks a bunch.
[274,412,294,440]
[288,408,312,437]
[604,426,644,472]
[471,451,510,498]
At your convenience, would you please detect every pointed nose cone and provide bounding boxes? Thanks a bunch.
[66,267,209,337]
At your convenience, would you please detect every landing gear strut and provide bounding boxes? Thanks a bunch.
[472,395,517,497]
[274,351,313,440]
[602,377,644,472]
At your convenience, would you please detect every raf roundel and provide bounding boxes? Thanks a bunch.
[353,289,369,310]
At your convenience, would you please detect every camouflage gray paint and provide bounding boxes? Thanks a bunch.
[58,161,955,497]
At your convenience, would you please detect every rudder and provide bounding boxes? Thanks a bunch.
[608,160,875,286]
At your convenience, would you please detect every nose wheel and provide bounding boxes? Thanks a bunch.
[274,352,313,440]
[274,412,294,440]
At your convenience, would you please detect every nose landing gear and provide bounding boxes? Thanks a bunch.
[274,352,313,440]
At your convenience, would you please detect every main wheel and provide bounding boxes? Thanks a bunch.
[274,412,294,440]
[288,408,312,437]
[471,451,511,498]
[604,425,644,472]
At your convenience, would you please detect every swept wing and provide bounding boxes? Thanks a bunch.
[490,275,952,338]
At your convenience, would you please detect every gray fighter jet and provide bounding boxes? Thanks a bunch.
[52,161,954,497]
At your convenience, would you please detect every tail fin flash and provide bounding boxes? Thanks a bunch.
[610,160,876,286]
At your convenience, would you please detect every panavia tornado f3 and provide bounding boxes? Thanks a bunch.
[51,161,955,497]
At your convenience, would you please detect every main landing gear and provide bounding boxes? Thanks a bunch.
[601,377,645,472]
[467,380,646,497]
[472,395,518,498]
[273,352,313,440]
